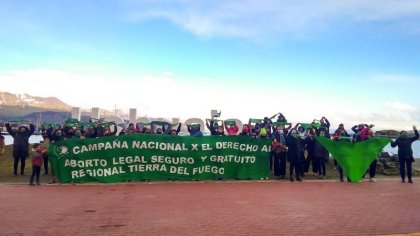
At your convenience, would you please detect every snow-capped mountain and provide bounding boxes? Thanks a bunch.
[0,91,71,111]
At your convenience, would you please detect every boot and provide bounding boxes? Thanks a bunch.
[29,176,35,186]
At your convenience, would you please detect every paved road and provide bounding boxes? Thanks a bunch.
[0,179,419,236]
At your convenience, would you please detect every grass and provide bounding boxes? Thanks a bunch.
[0,145,52,184]
[1,145,418,184]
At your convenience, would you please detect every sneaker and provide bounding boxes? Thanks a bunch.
[13,173,17,177]
[408,179,414,184]
[369,178,377,183]
[29,183,35,186]
[402,179,405,183]
[296,177,302,182]
[290,176,294,182]
[340,179,344,182]
[323,176,327,180]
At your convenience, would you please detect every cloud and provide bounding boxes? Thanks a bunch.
[385,101,417,112]
[120,0,420,39]
[1,68,419,130]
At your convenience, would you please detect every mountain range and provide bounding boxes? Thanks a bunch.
[0,91,73,122]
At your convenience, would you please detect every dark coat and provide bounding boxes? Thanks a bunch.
[313,139,329,159]
[6,123,35,158]
[286,135,305,163]
[391,130,419,159]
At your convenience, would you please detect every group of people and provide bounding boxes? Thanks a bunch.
[1,112,418,185]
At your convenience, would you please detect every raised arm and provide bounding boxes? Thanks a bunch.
[323,117,330,128]
[351,125,358,133]
[5,123,15,136]
[269,113,278,120]
[411,126,419,142]
[205,119,211,130]
[28,123,35,136]
[176,123,182,134]
[390,139,398,148]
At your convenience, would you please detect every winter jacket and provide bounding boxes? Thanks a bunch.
[391,129,419,159]
[31,151,43,166]
[313,140,329,159]
[6,123,34,158]
[224,124,239,136]
[286,135,305,163]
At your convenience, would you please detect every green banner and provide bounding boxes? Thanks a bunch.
[49,135,272,183]
[272,122,290,127]
[316,137,390,182]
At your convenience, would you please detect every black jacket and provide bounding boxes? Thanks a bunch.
[391,130,419,158]
[286,135,305,163]
[313,139,329,159]
[6,123,35,158]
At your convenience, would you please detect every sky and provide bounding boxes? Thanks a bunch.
[0,0,419,130]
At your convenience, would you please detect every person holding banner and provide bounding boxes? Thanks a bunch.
[269,112,287,123]
[216,125,225,136]
[286,129,304,182]
[262,117,273,137]
[167,123,182,135]
[206,119,220,136]
[271,133,287,179]
[319,117,330,133]
[6,122,35,176]
[156,127,164,134]
[187,124,202,136]
[224,120,239,136]
[313,129,329,179]
[63,126,75,139]
[391,126,419,183]
[359,124,378,182]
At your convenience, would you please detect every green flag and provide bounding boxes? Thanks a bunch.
[272,122,290,127]
[150,121,171,126]
[311,122,321,129]
[249,118,262,124]
[224,120,236,126]
[300,123,312,130]
[316,137,391,182]
[80,122,96,128]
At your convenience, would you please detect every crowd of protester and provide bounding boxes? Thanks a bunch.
[1,113,418,185]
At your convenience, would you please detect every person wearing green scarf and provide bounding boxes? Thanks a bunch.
[391,126,419,183]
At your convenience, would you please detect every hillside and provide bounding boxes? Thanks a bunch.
[0,91,72,121]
